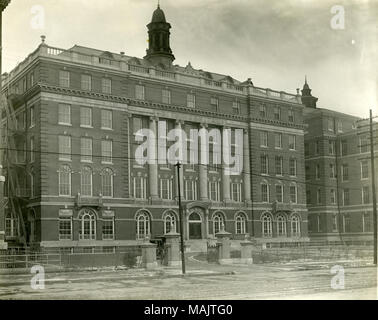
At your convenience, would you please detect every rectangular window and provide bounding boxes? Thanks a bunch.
[361,161,369,179]
[362,186,370,204]
[288,135,296,150]
[275,133,282,149]
[101,109,113,129]
[160,178,173,200]
[289,185,297,203]
[232,101,240,114]
[363,213,372,232]
[315,141,320,155]
[276,185,283,203]
[330,189,336,204]
[304,143,309,156]
[288,109,294,122]
[209,181,220,202]
[81,74,92,91]
[59,135,71,161]
[135,85,145,100]
[275,156,283,175]
[260,131,268,147]
[259,104,266,118]
[261,184,269,202]
[274,106,281,120]
[102,219,114,240]
[342,164,349,181]
[59,168,71,196]
[210,97,219,111]
[30,106,35,128]
[343,189,350,206]
[332,215,338,232]
[337,121,343,133]
[162,89,171,104]
[81,137,92,162]
[360,137,369,153]
[329,140,335,155]
[231,183,242,202]
[261,155,269,175]
[330,163,336,179]
[30,137,35,163]
[59,70,70,87]
[343,215,350,232]
[328,118,334,132]
[316,164,320,180]
[101,140,113,163]
[184,180,197,201]
[80,107,92,127]
[58,104,71,125]
[341,140,348,156]
[289,158,297,177]
[59,217,72,240]
[30,72,35,87]
[133,177,147,199]
[102,78,112,94]
[317,189,321,204]
[187,93,196,108]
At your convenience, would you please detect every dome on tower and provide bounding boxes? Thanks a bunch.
[151,5,166,23]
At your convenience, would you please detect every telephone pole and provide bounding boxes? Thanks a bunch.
[175,162,186,274]
[0,0,11,250]
[369,109,377,265]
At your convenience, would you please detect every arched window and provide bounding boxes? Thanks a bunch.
[163,211,177,234]
[262,213,272,237]
[136,211,150,240]
[81,166,92,196]
[276,214,287,237]
[102,168,113,197]
[235,213,246,234]
[213,213,224,235]
[291,215,301,237]
[5,209,18,237]
[80,209,96,240]
[58,165,71,196]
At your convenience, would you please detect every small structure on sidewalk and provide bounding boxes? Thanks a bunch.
[163,222,182,267]
[240,235,254,264]
[141,236,158,269]
[215,223,232,265]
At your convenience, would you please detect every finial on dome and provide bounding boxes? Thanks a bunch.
[305,75,307,85]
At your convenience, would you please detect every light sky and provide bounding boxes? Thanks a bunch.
[2,0,377,117]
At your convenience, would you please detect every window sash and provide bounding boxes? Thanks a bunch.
[81,138,93,162]
[59,136,71,160]
[136,85,145,100]
[59,218,72,240]
[162,89,171,104]
[102,219,114,240]
[58,104,71,124]
[59,71,70,87]
[80,107,92,127]
[81,75,92,91]
[187,94,196,108]
[101,110,113,129]
[102,172,113,198]
[101,140,113,163]
[102,78,112,94]
[81,169,93,196]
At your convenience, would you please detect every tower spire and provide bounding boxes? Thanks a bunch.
[301,77,318,108]
[144,3,175,67]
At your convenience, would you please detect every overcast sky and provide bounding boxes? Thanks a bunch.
[2,0,377,117]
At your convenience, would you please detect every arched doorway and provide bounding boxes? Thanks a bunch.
[188,211,202,239]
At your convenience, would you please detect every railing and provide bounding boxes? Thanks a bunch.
[1,43,301,104]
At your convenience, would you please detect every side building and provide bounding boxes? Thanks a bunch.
[0,5,309,252]
[302,80,376,244]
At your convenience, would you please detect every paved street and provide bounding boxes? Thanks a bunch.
[0,256,376,300]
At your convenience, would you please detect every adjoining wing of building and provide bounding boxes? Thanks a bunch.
[0,5,374,253]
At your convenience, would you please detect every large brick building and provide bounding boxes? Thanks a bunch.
[302,81,376,244]
[0,5,310,252]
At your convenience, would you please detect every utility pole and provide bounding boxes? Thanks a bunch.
[175,162,186,274]
[369,109,377,265]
